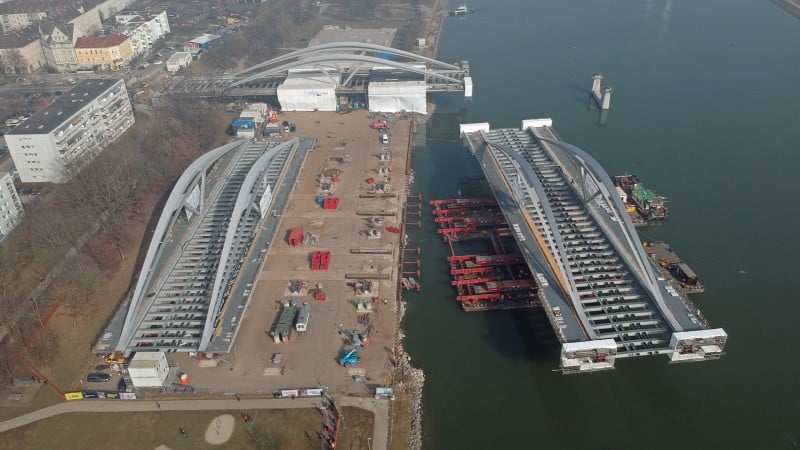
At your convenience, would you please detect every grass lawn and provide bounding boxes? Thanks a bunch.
[337,406,375,450]
[388,391,412,450]
[0,408,322,450]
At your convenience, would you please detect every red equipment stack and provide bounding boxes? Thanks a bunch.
[287,227,304,247]
[310,251,331,271]
[322,197,340,210]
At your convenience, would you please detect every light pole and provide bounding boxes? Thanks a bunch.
[367,437,372,450]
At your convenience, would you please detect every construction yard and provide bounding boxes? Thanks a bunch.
[167,109,414,397]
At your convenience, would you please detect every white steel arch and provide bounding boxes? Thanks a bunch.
[115,140,246,351]
[233,41,460,78]
[230,54,463,88]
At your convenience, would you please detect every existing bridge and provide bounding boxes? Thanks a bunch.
[168,42,471,100]
[109,138,313,354]
[461,119,727,373]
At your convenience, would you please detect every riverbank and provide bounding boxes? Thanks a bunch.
[387,1,449,448]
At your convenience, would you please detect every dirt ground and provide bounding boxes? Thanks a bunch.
[170,110,413,397]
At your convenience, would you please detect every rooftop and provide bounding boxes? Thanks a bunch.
[8,78,123,136]
[114,10,166,23]
[369,68,425,83]
[166,51,191,62]
[0,27,39,49]
[190,33,221,45]
[75,33,128,49]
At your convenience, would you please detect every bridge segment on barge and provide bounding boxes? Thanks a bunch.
[460,119,726,373]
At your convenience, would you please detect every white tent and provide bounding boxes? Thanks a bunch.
[367,68,427,114]
[277,70,339,112]
[368,80,426,114]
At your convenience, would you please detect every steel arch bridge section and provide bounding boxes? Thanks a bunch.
[483,138,598,339]
[230,54,464,88]
[199,139,299,350]
[115,140,247,352]
[534,134,683,332]
[233,42,461,78]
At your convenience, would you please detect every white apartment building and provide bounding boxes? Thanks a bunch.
[113,11,170,57]
[5,78,134,183]
[0,171,23,240]
[96,0,137,21]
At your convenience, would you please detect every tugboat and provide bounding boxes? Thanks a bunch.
[449,4,474,16]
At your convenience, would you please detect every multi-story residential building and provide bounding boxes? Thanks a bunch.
[0,1,102,35]
[62,4,102,37]
[96,0,136,21]
[0,171,23,241]
[0,9,47,34]
[0,27,45,74]
[113,11,170,57]
[39,21,78,73]
[5,78,134,183]
[75,34,132,70]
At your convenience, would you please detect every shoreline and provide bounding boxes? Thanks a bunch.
[390,2,450,448]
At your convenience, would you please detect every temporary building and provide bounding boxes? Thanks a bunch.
[239,109,265,123]
[367,68,426,114]
[277,69,339,112]
[165,52,192,73]
[128,352,170,388]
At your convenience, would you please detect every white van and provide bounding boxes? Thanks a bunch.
[381,133,389,144]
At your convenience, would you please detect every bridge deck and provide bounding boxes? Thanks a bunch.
[466,126,715,360]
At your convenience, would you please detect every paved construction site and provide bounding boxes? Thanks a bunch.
[171,110,413,396]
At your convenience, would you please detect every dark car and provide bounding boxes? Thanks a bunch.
[86,372,111,383]
[54,90,63,96]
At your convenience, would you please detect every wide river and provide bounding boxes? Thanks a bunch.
[402,0,800,448]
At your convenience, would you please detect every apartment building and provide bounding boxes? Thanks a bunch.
[39,21,78,73]
[0,27,45,74]
[5,78,134,183]
[0,171,23,240]
[113,10,170,57]
[75,34,132,70]
[0,10,47,34]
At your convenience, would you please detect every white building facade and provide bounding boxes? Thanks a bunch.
[0,171,23,239]
[114,11,170,57]
[165,51,191,73]
[6,78,134,183]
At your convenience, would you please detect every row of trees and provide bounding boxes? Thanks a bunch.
[0,99,226,386]
[202,0,313,70]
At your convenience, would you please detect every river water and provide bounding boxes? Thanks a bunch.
[402,0,800,448]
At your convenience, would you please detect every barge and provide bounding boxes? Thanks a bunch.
[643,241,705,295]
[613,174,668,226]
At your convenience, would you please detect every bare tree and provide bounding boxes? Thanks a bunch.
[0,49,27,74]
[58,256,106,325]
[0,340,26,386]
[0,252,25,339]
[24,325,58,368]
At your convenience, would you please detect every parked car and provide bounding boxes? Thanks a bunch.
[153,59,163,65]
[87,372,111,383]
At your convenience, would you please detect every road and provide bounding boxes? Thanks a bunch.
[0,396,389,450]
